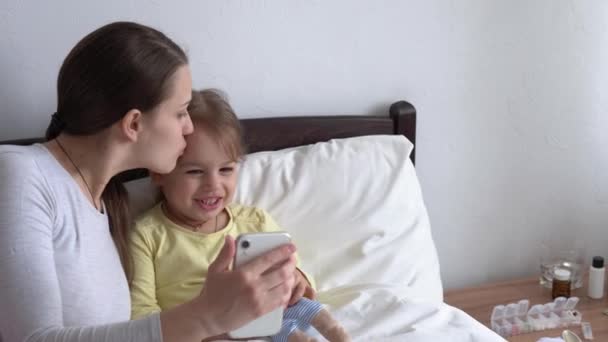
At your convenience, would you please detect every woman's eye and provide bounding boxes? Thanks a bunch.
[177,111,189,118]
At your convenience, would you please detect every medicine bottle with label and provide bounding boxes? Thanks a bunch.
[552,268,571,299]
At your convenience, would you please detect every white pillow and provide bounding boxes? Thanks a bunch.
[125,135,442,303]
[234,135,443,303]
[126,177,159,220]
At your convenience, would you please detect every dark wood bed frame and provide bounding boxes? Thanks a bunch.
[0,100,416,182]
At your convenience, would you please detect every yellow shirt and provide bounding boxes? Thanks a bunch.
[129,203,313,319]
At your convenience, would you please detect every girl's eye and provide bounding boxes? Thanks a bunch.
[178,111,189,118]
[220,167,234,174]
[186,169,203,175]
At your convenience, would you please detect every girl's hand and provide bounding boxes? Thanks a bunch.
[289,269,316,306]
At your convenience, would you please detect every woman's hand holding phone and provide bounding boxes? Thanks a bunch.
[194,235,296,337]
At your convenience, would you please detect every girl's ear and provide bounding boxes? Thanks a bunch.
[120,109,143,142]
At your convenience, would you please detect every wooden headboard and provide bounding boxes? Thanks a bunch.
[0,100,416,182]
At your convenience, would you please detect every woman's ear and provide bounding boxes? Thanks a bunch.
[120,109,143,142]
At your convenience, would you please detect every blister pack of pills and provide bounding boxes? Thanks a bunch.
[490,297,581,337]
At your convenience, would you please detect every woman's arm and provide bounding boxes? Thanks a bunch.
[0,152,296,342]
[0,151,161,341]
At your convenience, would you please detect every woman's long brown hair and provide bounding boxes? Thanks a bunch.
[45,21,188,281]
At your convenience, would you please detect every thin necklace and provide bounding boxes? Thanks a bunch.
[193,214,219,233]
[55,138,100,211]
[209,215,219,233]
[161,202,220,233]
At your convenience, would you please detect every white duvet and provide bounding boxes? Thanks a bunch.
[312,284,503,341]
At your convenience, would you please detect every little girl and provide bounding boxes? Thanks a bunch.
[129,89,350,342]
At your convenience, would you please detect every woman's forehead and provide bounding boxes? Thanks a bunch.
[165,65,192,106]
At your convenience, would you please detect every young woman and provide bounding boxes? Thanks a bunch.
[0,21,296,342]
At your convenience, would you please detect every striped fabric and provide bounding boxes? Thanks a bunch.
[272,298,323,342]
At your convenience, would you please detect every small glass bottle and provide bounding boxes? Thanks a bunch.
[552,268,571,299]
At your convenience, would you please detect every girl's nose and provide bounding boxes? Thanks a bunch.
[202,172,220,189]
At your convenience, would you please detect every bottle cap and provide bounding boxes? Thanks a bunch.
[554,268,571,281]
[592,256,604,268]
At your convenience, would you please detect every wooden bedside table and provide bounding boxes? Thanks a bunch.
[444,277,608,341]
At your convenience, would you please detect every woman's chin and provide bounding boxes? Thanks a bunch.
[149,161,178,175]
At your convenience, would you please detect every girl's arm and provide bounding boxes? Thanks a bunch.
[129,225,163,319]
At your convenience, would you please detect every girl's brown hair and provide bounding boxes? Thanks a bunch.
[188,89,245,161]
[45,21,188,281]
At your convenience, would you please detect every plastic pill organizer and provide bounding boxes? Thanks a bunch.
[490,297,582,337]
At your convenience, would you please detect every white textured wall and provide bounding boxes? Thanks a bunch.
[1,0,607,289]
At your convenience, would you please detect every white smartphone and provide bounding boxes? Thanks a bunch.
[228,231,292,339]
